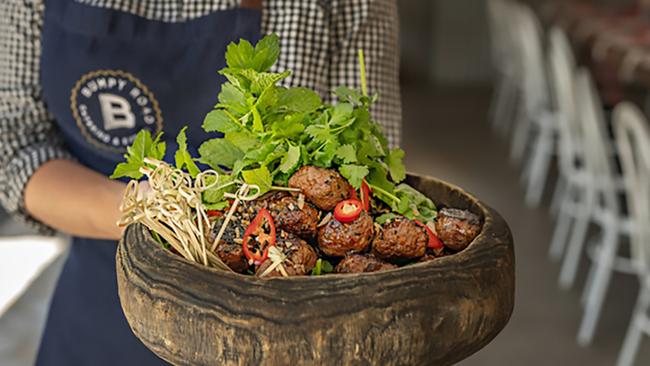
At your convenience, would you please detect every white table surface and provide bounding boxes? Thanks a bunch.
[0,236,68,318]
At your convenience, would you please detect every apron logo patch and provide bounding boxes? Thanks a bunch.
[70,70,163,152]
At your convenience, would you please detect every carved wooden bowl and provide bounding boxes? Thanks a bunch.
[116,174,515,366]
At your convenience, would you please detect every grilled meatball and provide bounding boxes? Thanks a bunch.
[239,192,321,240]
[318,213,374,257]
[335,254,397,274]
[372,217,427,262]
[209,220,248,273]
[288,166,352,211]
[266,193,320,240]
[256,232,318,278]
[435,208,481,251]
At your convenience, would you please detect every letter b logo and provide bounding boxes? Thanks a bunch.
[98,93,136,130]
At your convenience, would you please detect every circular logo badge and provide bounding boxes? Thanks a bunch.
[70,70,163,153]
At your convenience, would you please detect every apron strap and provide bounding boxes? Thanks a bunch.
[240,0,262,10]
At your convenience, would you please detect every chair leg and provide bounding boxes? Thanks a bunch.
[524,129,553,208]
[577,227,620,346]
[550,175,567,218]
[493,79,517,136]
[558,198,592,289]
[510,106,532,164]
[617,287,650,366]
[549,185,575,261]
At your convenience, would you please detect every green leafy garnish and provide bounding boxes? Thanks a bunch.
[112,34,438,224]
[111,129,166,179]
[311,258,334,276]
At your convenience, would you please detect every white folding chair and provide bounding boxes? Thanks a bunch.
[507,4,557,208]
[547,27,585,263]
[488,0,521,135]
[614,103,650,366]
[562,70,635,346]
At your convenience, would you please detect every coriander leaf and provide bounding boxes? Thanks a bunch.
[225,39,255,69]
[271,114,305,139]
[330,103,354,126]
[386,148,406,182]
[305,124,331,144]
[339,164,369,189]
[198,138,244,169]
[335,144,357,164]
[225,130,258,152]
[252,34,280,72]
[333,86,363,105]
[313,140,338,167]
[279,145,301,173]
[242,166,272,194]
[218,83,249,115]
[174,127,200,178]
[203,110,240,133]
[277,87,323,113]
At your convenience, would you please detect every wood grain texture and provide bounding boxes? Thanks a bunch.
[116,174,515,366]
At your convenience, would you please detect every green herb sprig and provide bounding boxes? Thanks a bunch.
[112,35,437,223]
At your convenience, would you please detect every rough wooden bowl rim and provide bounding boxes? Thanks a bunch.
[129,173,496,283]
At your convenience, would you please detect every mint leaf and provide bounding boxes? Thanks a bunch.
[386,148,406,182]
[202,174,234,203]
[242,166,272,194]
[218,83,249,115]
[252,34,280,72]
[239,70,291,95]
[174,127,200,178]
[225,39,255,69]
[203,110,240,133]
[198,138,244,169]
[333,86,363,105]
[271,114,305,139]
[277,87,323,113]
[279,145,301,173]
[225,130,258,152]
[335,144,357,164]
[339,164,369,189]
[111,129,166,179]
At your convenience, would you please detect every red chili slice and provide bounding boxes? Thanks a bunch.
[206,210,222,217]
[415,220,444,254]
[334,199,363,223]
[242,208,276,265]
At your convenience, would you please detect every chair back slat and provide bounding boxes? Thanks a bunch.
[614,103,650,277]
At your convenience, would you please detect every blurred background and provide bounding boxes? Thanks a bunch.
[4,0,650,365]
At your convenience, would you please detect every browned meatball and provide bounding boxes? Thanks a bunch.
[435,208,481,251]
[266,193,320,240]
[256,233,318,278]
[335,254,397,274]
[209,220,249,273]
[317,213,374,257]
[239,192,321,240]
[288,166,351,211]
[372,217,427,261]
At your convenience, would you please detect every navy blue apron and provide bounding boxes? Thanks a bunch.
[37,1,261,364]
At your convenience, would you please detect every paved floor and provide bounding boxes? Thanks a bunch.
[2,85,650,365]
[400,85,650,365]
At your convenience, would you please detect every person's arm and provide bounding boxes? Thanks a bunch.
[328,0,402,147]
[24,160,125,240]
[0,1,124,240]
